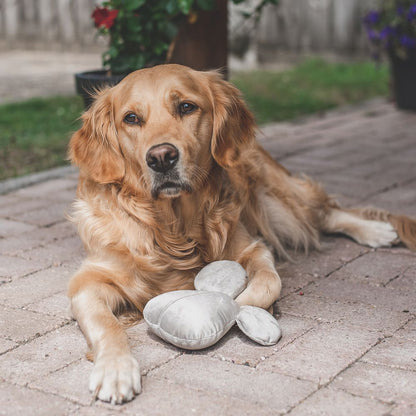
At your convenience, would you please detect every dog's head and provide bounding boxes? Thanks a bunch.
[69,64,255,199]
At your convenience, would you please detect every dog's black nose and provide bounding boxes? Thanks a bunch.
[146,143,179,173]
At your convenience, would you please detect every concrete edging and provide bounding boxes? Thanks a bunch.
[0,165,77,195]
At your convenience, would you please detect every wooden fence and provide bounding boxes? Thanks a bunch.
[0,0,380,58]
[254,0,380,62]
[0,0,102,50]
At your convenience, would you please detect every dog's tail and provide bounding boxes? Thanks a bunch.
[391,215,416,251]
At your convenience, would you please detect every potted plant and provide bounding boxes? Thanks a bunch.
[75,0,192,108]
[363,1,416,110]
[75,0,278,108]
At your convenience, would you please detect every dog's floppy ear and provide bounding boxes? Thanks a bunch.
[69,89,125,184]
[208,72,256,168]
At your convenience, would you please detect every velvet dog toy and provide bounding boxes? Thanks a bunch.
[143,261,282,350]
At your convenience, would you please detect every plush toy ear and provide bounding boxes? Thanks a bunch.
[69,89,125,184]
[208,72,256,168]
[236,305,282,346]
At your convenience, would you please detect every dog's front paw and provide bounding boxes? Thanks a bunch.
[90,353,141,405]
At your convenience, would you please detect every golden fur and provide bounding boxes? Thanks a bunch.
[68,64,416,404]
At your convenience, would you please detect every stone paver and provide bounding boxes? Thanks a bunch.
[360,336,416,371]
[288,387,391,416]
[395,318,416,341]
[0,323,85,385]
[0,381,79,416]
[0,218,37,238]
[1,263,70,295]
[279,293,410,335]
[326,250,416,287]
[305,276,416,313]
[0,254,45,281]
[0,52,415,414]
[277,236,369,297]
[256,322,382,384]
[123,376,276,416]
[207,314,317,367]
[0,338,18,355]
[331,361,416,404]
[0,305,68,349]
[7,201,71,227]
[149,355,317,413]
[0,220,77,257]
[391,404,416,416]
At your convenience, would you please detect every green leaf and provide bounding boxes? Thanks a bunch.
[130,54,146,70]
[126,18,142,32]
[165,0,180,14]
[111,54,131,73]
[153,41,169,55]
[164,21,179,39]
[123,0,146,11]
[107,45,119,58]
[196,0,215,11]
[178,0,194,14]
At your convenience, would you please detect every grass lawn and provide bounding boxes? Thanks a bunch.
[0,58,389,181]
[232,59,389,124]
[0,96,84,180]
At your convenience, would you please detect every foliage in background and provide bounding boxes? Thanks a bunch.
[0,59,388,180]
[93,0,278,73]
[363,0,416,60]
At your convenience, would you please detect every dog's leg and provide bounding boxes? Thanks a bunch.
[229,230,281,309]
[323,208,400,248]
[68,268,141,405]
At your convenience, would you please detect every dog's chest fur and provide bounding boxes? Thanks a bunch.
[73,177,242,286]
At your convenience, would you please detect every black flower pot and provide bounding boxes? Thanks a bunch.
[74,70,128,109]
[390,51,416,111]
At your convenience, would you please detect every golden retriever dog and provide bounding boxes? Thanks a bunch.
[68,64,416,404]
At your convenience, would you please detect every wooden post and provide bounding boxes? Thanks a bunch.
[4,0,19,47]
[168,0,228,74]
[57,0,76,45]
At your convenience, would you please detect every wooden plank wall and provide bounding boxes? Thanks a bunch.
[0,0,380,58]
[255,0,381,61]
[0,0,101,50]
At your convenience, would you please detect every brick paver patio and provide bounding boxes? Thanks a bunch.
[0,94,415,413]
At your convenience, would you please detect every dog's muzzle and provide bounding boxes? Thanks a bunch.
[146,143,191,198]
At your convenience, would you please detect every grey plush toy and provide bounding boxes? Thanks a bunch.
[143,261,282,350]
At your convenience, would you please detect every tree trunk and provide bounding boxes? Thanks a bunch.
[168,0,228,74]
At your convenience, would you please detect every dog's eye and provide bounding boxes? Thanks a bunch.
[179,102,197,115]
[123,113,141,125]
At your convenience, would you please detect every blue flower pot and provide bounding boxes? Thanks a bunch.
[390,51,416,111]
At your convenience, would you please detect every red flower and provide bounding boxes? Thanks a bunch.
[92,7,118,29]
